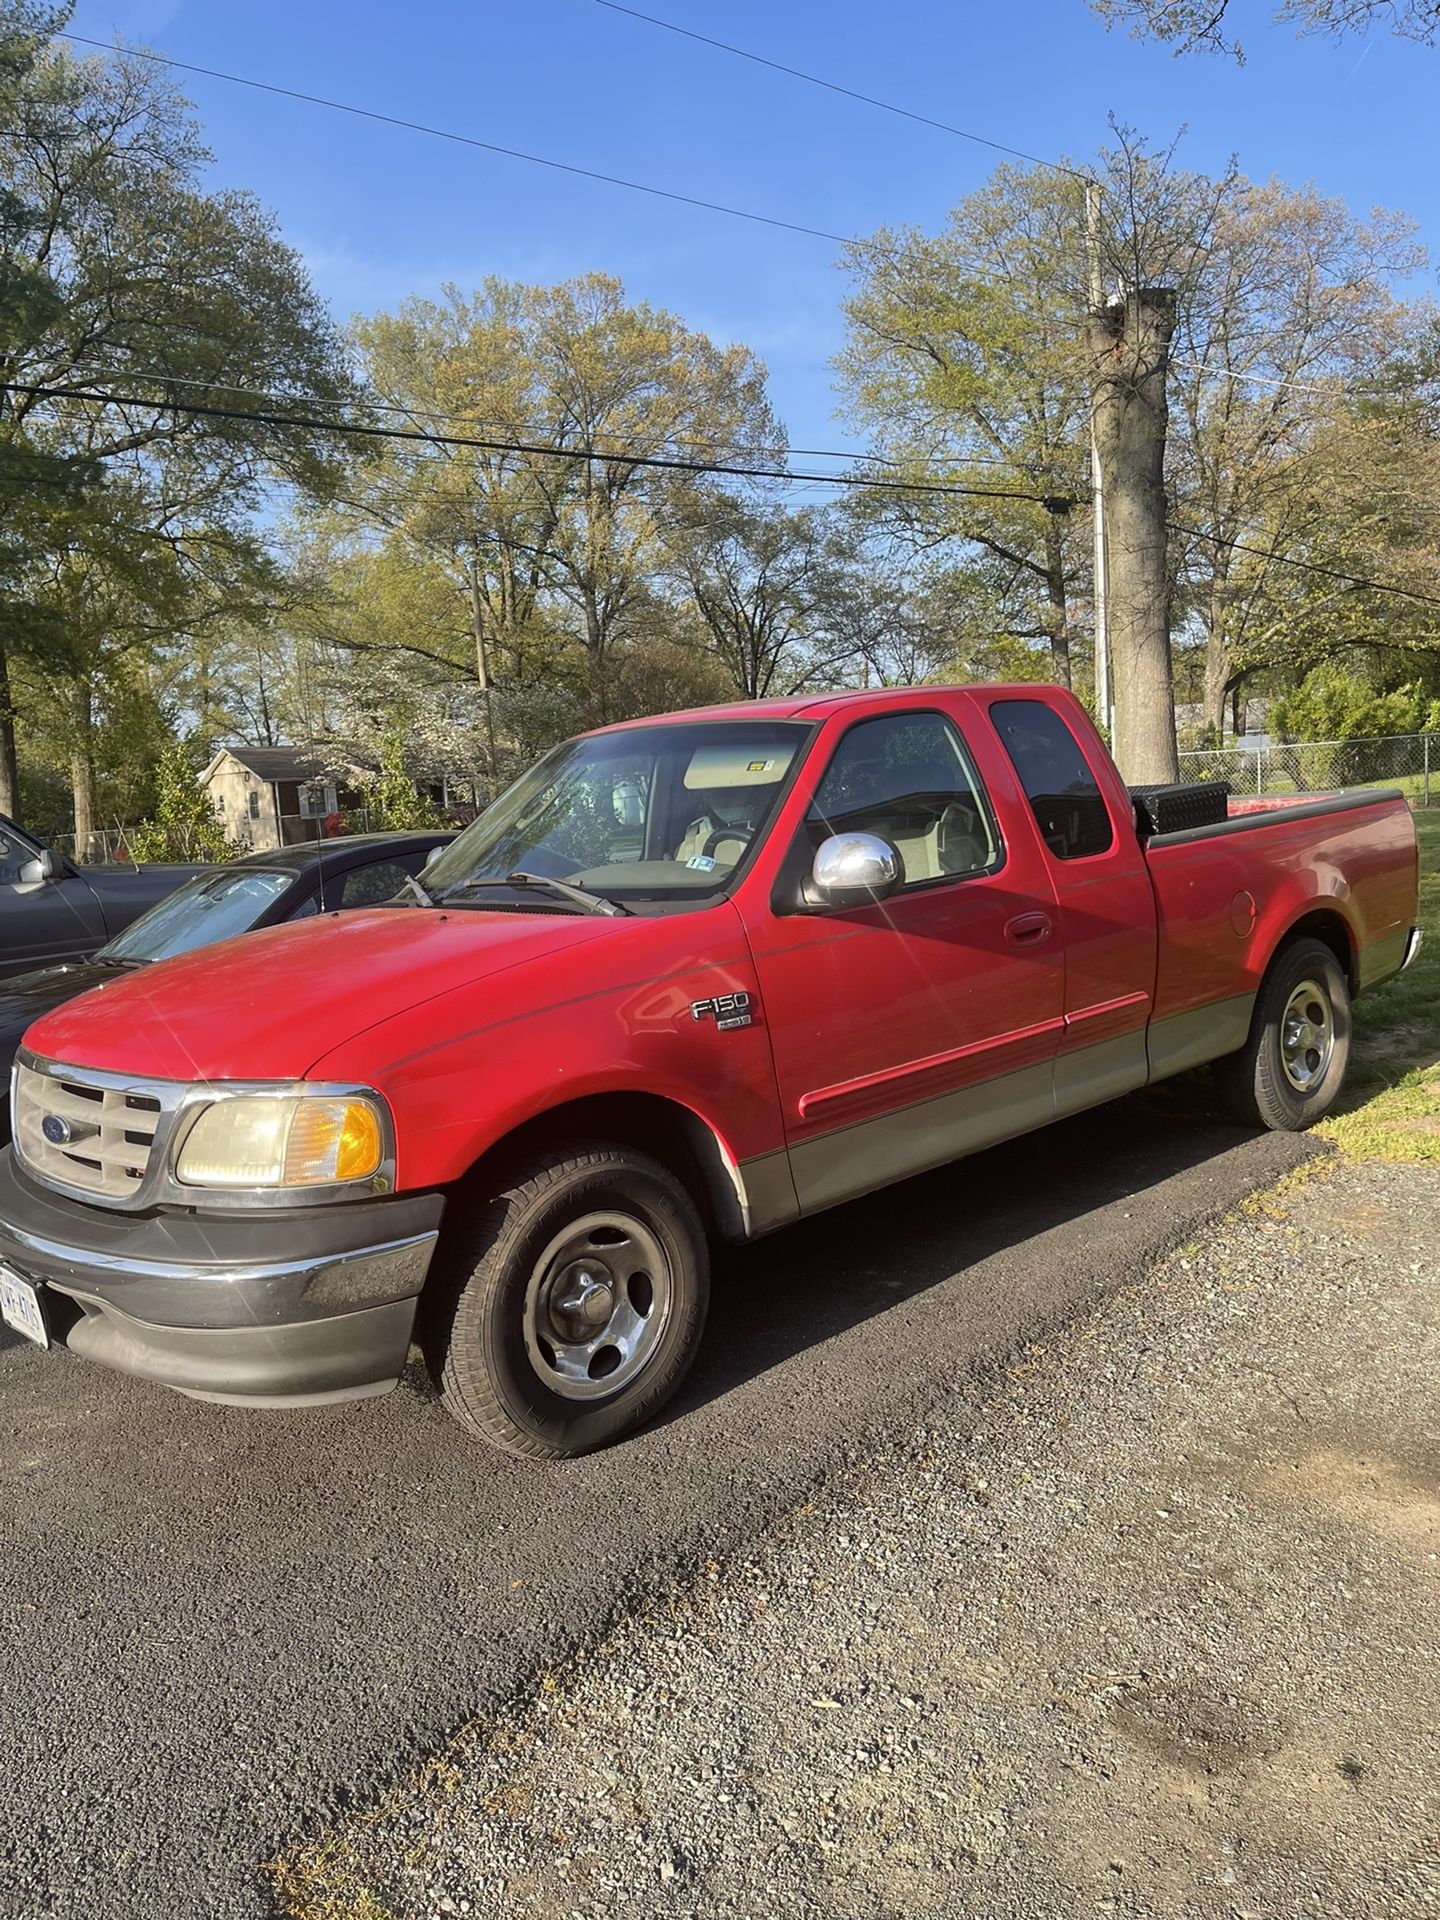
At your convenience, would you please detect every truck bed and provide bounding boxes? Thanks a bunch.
[1141,785,1418,1080]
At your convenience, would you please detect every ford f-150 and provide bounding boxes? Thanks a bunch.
[0,685,1421,1457]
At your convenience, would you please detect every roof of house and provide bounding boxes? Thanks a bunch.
[201,745,353,786]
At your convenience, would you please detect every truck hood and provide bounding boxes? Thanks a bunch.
[21,907,617,1082]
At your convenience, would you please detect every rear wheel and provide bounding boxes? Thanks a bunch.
[423,1144,710,1458]
[1215,935,1351,1131]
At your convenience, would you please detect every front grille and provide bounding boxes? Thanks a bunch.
[13,1059,164,1201]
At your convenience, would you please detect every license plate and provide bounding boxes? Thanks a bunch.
[0,1262,48,1349]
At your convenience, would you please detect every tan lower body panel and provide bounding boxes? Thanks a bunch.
[1145,993,1255,1083]
[736,1146,802,1237]
[785,1058,1057,1217]
[1357,927,1411,993]
[760,996,1261,1229]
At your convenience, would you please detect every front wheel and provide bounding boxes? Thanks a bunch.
[1214,935,1351,1131]
[423,1144,710,1458]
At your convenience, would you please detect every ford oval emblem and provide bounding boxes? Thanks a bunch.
[41,1113,72,1146]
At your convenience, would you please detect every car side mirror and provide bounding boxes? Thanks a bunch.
[806,832,902,909]
[18,848,60,885]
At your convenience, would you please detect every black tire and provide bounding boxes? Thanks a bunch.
[422,1143,710,1458]
[1214,935,1351,1132]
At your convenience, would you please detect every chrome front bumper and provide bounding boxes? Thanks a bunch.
[1401,925,1424,972]
[0,1150,444,1406]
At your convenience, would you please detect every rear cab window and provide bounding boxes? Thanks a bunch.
[989,699,1114,861]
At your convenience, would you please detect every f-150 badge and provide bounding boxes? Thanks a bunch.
[691,991,754,1031]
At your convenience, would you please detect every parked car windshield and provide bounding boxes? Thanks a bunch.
[97,868,293,963]
[423,720,810,905]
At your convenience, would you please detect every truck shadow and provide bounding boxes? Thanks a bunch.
[653,1073,1317,1429]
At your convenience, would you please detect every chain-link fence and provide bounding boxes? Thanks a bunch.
[51,828,134,865]
[1179,733,1439,808]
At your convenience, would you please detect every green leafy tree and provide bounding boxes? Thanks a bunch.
[362,734,444,831]
[838,162,1091,688]
[0,23,354,836]
[840,133,1426,749]
[1272,665,1440,743]
[326,273,783,751]
[0,2,94,819]
[662,490,853,698]
[127,741,232,861]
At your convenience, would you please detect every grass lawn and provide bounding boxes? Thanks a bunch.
[1318,809,1440,1162]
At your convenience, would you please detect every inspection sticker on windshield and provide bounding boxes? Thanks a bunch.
[0,1263,48,1349]
[691,991,754,1031]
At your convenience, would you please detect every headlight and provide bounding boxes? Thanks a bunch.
[175,1091,386,1189]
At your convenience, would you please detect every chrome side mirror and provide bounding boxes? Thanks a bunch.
[808,832,902,908]
[18,849,59,885]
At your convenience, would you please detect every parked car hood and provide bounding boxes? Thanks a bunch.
[0,960,129,1046]
[21,906,622,1082]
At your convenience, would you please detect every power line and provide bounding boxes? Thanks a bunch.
[1170,356,1381,400]
[5,379,1077,505]
[54,361,956,470]
[15,379,1436,608]
[1169,518,1440,610]
[58,32,861,249]
[593,2,1092,182]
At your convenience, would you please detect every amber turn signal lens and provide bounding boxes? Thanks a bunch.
[281,1098,383,1186]
[336,1101,383,1181]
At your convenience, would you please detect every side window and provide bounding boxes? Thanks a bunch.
[809,711,1001,886]
[990,699,1114,860]
[287,894,320,920]
[337,860,413,908]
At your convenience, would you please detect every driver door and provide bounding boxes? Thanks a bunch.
[0,823,106,979]
[745,703,1066,1215]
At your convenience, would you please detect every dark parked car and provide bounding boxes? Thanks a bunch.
[0,831,452,1140]
[0,815,205,982]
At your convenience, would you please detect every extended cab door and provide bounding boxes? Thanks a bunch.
[977,691,1159,1113]
[0,821,106,980]
[740,699,1067,1216]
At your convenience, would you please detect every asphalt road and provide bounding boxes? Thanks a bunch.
[0,1088,1316,1920]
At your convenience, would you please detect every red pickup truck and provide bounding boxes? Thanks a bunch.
[0,686,1420,1456]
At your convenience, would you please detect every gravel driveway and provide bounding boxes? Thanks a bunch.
[277,1157,1440,1920]
[0,1096,1315,1920]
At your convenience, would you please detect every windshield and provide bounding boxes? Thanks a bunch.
[98,867,293,963]
[423,720,809,906]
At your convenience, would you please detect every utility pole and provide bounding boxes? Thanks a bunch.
[466,556,499,802]
[1084,181,1112,739]
[1085,285,1181,786]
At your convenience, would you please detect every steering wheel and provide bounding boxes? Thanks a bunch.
[702,825,752,863]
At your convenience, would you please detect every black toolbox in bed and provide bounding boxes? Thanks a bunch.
[1129,780,1231,837]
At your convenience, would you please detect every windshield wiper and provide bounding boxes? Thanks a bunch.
[442,872,630,917]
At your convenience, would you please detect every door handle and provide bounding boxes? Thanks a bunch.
[1004,911,1053,946]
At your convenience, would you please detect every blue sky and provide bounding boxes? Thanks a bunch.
[69,0,1435,455]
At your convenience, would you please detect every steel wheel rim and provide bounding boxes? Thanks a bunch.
[523,1209,674,1401]
[1280,978,1334,1093]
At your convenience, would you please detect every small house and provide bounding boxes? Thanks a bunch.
[199,746,369,852]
